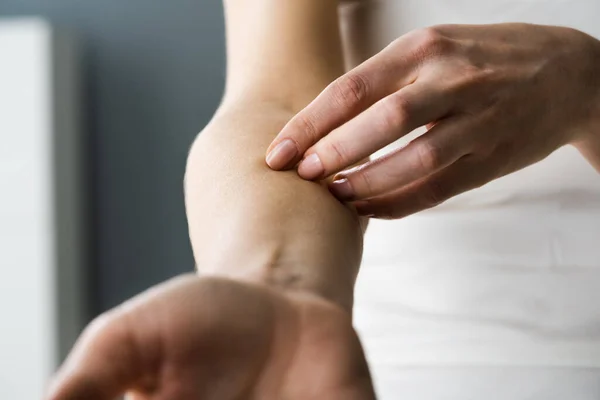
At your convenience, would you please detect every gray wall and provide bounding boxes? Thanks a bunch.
[0,1,226,314]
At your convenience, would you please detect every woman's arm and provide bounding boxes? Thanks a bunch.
[221,0,345,112]
[185,0,362,311]
[43,6,374,398]
[186,105,363,311]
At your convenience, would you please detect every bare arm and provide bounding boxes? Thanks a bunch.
[185,0,362,310]
[221,0,345,111]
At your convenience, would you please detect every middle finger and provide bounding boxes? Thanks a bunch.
[298,77,454,180]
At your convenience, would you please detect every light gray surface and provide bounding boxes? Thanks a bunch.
[373,367,600,400]
[0,18,86,397]
[49,21,86,364]
[0,1,226,314]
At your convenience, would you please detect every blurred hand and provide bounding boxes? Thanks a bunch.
[46,274,375,400]
[266,23,600,218]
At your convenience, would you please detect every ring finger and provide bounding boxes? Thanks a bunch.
[328,116,474,201]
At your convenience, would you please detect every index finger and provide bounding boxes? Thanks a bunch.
[266,49,416,170]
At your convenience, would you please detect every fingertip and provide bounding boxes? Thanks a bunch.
[265,138,299,170]
[328,178,355,201]
[297,153,327,180]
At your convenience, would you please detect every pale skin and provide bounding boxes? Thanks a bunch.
[46,1,376,400]
[267,23,600,219]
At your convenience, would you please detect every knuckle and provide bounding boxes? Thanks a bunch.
[293,113,320,144]
[452,64,493,93]
[379,94,411,131]
[322,139,350,166]
[332,73,369,109]
[415,141,443,172]
[460,63,487,79]
[412,27,453,60]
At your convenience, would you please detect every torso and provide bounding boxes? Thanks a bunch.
[339,1,600,398]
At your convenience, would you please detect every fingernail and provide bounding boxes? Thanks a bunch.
[298,153,325,180]
[329,178,355,201]
[266,139,298,170]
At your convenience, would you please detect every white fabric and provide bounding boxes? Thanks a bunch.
[340,1,600,398]
[373,368,600,400]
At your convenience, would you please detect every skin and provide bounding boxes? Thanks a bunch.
[46,275,373,400]
[46,1,376,399]
[186,105,366,313]
[267,23,600,219]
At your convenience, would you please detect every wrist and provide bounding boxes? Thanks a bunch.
[196,240,357,313]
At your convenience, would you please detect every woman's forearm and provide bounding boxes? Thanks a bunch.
[185,1,362,310]
[222,0,345,111]
[185,103,363,311]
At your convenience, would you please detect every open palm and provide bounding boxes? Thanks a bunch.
[47,274,375,400]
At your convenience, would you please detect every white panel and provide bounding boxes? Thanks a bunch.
[0,18,85,399]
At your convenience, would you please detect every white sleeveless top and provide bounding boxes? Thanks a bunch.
[341,1,600,398]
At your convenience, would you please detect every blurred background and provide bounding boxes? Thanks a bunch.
[0,1,226,397]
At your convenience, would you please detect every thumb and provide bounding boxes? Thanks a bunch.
[46,310,142,400]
